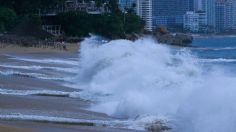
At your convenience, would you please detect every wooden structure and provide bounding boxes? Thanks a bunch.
[42,25,62,36]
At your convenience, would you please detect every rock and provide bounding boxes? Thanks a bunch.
[125,33,141,41]
[155,27,193,47]
[156,26,169,35]
[174,33,193,45]
[145,121,171,132]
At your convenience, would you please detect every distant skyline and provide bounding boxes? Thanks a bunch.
[119,0,236,33]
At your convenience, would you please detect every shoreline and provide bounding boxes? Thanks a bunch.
[0,52,141,132]
[0,43,80,54]
[0,120,140,132]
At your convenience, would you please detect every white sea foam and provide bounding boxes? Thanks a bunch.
[200,58,236,63]
[0,113,171,131]
[0,113,106,125]
[0,70,68,81]
[194,47,236,51]
[74,37,236,132]
[0,113,139,130]
[0,88,81,98]
[9,57,79,66]
[0,64,77,74]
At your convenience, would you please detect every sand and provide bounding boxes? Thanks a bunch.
[0,121,140,132]
[0,48,143,132]
[0,43,80,54]
[0,124,33,132]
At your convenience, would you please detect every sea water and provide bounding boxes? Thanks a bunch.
[2,36,236,131]
[75,36,236,132]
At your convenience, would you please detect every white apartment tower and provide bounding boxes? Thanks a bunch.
[136,0,153,31]
[184,11,200,32]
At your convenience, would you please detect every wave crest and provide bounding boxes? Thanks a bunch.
[74,37,236,132]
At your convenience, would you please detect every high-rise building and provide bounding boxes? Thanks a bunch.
[196,10,207,31]
[152,0,194,29]
[189,0,195,11]
[136,0,153,31]
[184,11,199,32]
[215,0,236,32]
[207,0,216,28]
[184,10,207,32]
[198,0,207,11]
[225,0,236,29]
[119,0,136,11]
[215,0,225,32]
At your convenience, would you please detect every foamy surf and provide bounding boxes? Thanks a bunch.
[0,70,69,81]
[200,58,236,63]
[193,46,236,51]
[0,88,81,98]
[9,57,79,66]
[0,64,77,74]
[74,37,236,132]
[0,113,170,131]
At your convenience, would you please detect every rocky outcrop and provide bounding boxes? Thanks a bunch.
[125,33,142,41]
[145,120,171,132]
[155,26,193,47]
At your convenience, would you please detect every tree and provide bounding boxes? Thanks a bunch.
[0,7,17,32]
[58,11,92,37]
[107,0,121,15]
[0,0,66,15]
[93,13,124,38]
[124,13,144,34]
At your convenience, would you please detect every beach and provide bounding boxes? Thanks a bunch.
[0,43,80,53]
[2,36,236,132]
[0,44,142,132]
[0,124,33,132]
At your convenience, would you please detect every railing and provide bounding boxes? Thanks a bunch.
[42,25,62,36]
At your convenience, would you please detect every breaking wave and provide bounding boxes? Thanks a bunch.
[0,70,68,81]
[9,57,79,66]
[194,46,236,51]
[0,88,80,98]
[0,64,77,74]
[0,113,139,130]
[74,37,236,132]
[200,58,236,63]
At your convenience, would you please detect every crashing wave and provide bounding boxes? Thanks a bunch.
[9,57,79,66]
[0,64,77,74]
[0,70,67,81]
[74,37,236,132]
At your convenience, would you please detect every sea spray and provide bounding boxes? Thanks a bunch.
[75,37,236,131]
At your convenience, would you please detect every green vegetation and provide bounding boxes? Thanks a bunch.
[0,7,17,33]
[0,0,65,15]
[57,12,92,37]
[0,0,144,39]
[58,0,144,39]
[58,11,144,39]
[0,0,63,33]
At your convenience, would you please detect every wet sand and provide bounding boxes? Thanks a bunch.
[0,120,138,132]
[0,124,33,132]
[0,50,143,132]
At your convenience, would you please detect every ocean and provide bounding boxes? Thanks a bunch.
[1,36,236,132]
